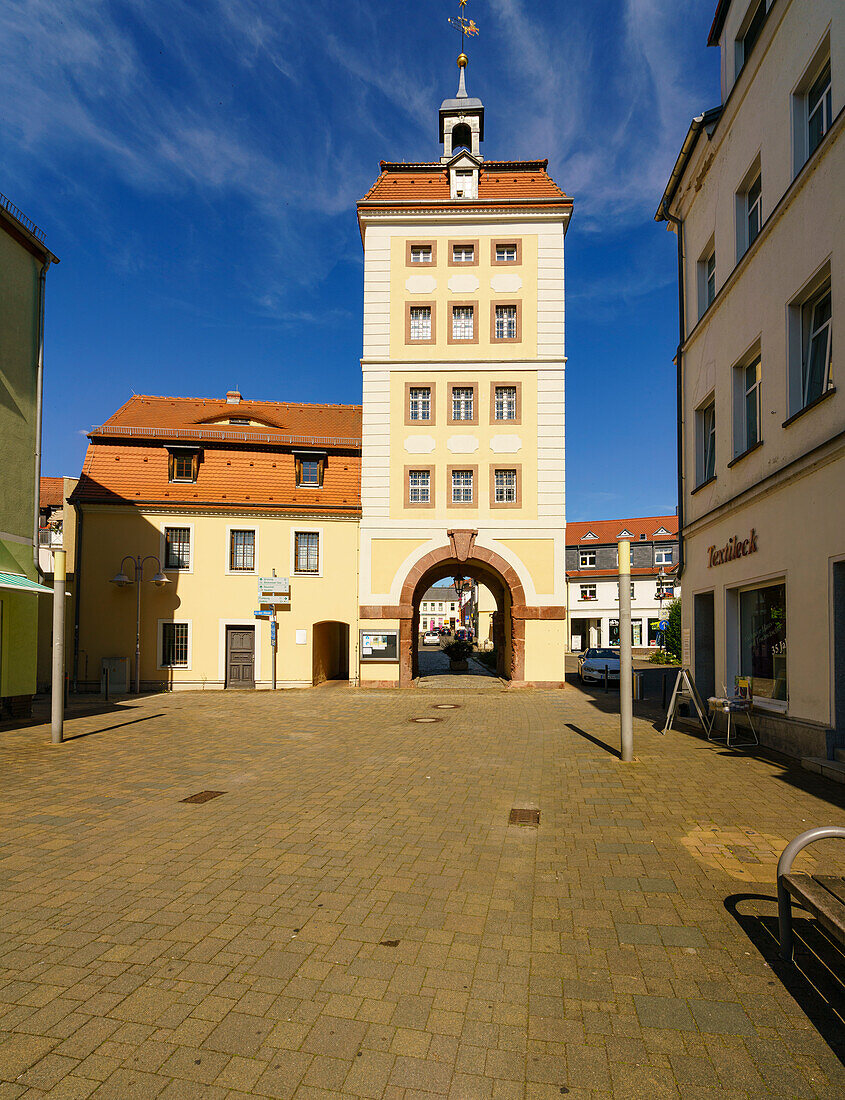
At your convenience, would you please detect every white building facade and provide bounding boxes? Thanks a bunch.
[657,0,845,759]
[565,517,679,652]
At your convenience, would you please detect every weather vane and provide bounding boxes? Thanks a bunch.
[447,0,479,60]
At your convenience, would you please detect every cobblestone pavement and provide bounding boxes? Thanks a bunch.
[417,649,498,685]
[1,686,844,1098]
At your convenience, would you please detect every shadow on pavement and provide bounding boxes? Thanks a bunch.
[565,723,621,760]
[63,714,165,740]
[725,892,845,1063]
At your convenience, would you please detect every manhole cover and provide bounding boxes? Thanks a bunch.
[180,790,226,804]
[509,808,540,826]
[411,717,441,723]
[432,704,460,710]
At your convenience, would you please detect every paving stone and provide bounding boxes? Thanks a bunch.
[0,688,844,1098]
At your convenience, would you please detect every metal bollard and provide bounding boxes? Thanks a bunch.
[604,664,609,693]
[104,667,110,702]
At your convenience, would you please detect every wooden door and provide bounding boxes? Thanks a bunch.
[226,627,255,688]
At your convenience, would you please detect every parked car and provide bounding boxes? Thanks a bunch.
[422,631,440,646]
[578,648,620,683]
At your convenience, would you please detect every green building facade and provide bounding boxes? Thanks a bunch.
[0,196,58,717]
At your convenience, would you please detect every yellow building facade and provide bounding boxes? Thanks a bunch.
[357,61,572,686]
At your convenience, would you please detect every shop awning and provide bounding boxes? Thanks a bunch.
[0,571,54,595]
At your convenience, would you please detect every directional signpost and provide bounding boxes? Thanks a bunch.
[257,574,290,689]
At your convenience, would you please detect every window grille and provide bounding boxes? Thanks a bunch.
[164,527,191,570]
[409,306,432,341]
[495,306,518,340]
[161,622,189,667]
[295,531,320,573]
[494,469,517,503]
[494,386,517,421]
[451,469,473,503]
[408,470,430,504]
[451,386,474,420]
[452,306,474,340]
[229,529,255,571]
[409,386,431,421]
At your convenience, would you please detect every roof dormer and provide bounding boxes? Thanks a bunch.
[447,150,481,200]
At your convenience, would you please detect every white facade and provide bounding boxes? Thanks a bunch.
[658,0,845,758]
[566,575,678,652]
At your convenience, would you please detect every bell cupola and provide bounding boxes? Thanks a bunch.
[439,54,484,163]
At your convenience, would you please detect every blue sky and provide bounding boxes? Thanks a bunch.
[2,0,719,521]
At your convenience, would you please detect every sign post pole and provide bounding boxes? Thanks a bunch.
[50,549,66,745]
[618,538,634,762]
[271,570,277,691]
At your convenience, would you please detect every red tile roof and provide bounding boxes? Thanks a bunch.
[39,477,65,507]
[73,393,363,516]
[358,160,571,208]
[566,515,678,545]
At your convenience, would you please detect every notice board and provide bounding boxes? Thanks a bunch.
[360,629,399,663]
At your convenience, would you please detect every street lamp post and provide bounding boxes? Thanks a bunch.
[110,555,169,694]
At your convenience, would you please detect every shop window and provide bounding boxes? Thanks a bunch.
[739,582,787,702]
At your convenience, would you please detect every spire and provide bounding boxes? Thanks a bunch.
[440,4,484,162]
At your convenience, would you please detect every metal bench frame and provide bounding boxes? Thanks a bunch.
[777,826,845,961]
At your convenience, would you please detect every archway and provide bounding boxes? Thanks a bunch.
[397,534,526,687]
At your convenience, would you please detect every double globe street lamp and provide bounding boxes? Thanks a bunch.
[110,555,169,694]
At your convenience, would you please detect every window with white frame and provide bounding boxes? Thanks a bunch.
[494,305,518,340]
[580,584,597,601]
[494,386,517,421]
[451,170,477,200]
[616,583,636,599]
[736,168,762,259]
[451,387,474,421]
[802,284,833,407]
[807,60,832,158]
[408,386,431,421]
[451,469,473,504]
[734,355,762,455]
[160,622,189,667]
[409,306,432,341]
[452,243,475,263]
[164,526,191,570]
[696,398,717,485]
[698,243,716,317]
[408,469,430,503]
[409,245,432,263]
[495,244,518,263]
[735,0,766,77]
[452,306,474,341]
[229,529,255,571]
[494,469,517,504]
[654,546,674,565]
[294,531,320,574]
[579,550,596,568]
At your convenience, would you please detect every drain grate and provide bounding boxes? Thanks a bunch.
[411,717,441,723]
[432,704,460,710]
[509,808,540,826]
[181,790,226,804]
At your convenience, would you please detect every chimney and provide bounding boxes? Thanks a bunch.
[226,390,242,404]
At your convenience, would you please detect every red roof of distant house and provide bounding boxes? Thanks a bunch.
[39,477,65,507]
[566,515,678,545]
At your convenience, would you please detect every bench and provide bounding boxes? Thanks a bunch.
[777,826,845,961]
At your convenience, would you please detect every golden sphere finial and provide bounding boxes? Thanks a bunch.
[457,52,468,68]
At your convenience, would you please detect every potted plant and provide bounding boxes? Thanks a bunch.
[441,638,473,671]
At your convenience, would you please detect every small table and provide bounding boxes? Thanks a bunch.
[707,696,758,747]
